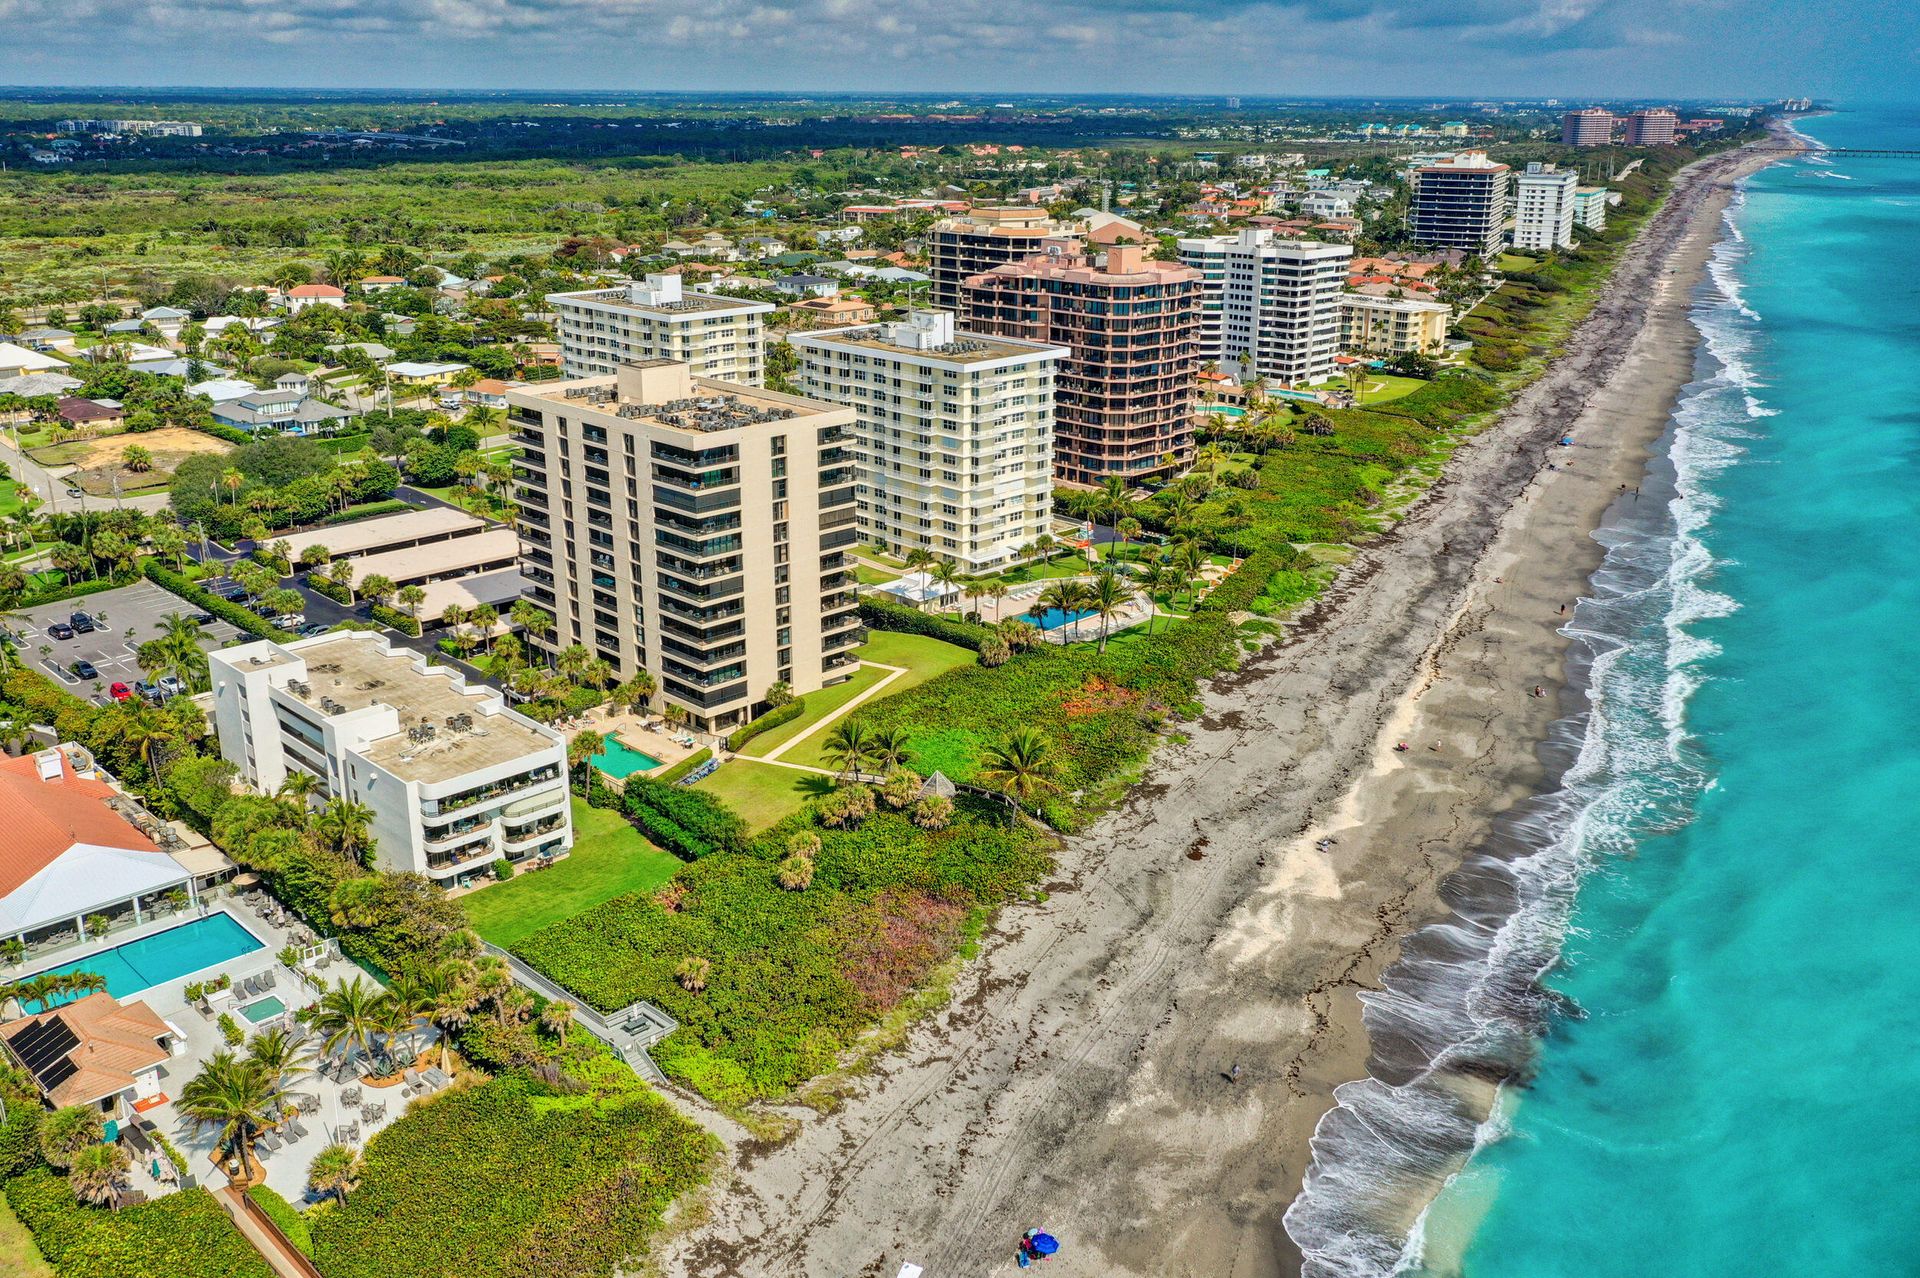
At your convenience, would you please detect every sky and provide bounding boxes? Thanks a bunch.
[2,0,1915,101]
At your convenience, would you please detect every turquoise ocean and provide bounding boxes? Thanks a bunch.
[1284,106,1920,1276]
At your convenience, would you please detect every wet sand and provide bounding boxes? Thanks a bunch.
[656,134,1791,1278]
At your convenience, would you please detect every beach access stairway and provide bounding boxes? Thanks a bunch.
[480,941,678,1085]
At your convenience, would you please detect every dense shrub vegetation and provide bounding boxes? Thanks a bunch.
[311,1074,715,1278]
[618,776,746,861]
[514,799,1049,1103]
[858,596,993,651]
[3,1170,274,1278]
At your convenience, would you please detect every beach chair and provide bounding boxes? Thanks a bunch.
[260,970,277,990]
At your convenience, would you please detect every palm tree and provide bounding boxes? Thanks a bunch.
[539,999,575,1040]
[179,1050,284,1182]
[554,644,590,684]
[121,702,178,781]
[313,797,375,865]
[930,558,966,611]
[1088,571,1129,653]
[1039,579,1093,632]
[277,770,321,806]
[397,584,427,624]
[359,573,395,611]
[245,1025,315,1094]
[614,671,656,715]
[69,1143,131,1207]
[867,725,913,773]
[420,960,474,1074]
[38,1105,104,1169]
[308,1143,363,1206]
[122,443,153,473]
[470,603,499,653]
[903,547,935,575]
[382,972,431,1065]
[510,600,553,660]
[568,729,605,795]
[978,726,1060,816]
[982,581,1010,623]
[823,719,873,782]
[220,467,244,506]
[311,976,384,1072]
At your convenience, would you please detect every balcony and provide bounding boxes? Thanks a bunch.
[657,572,744,603]
[421,767,562,820]
[656,528,743,559]
[653,485,741,515]
[661,635,748,666]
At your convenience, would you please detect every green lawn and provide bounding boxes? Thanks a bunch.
[853,564,900,586]
[737,662,887,758]
[776,631,976,771]
[691,758,833,831]
[0,1195,52,1278]
[460,797,682,948]
[1354,374,1426,405]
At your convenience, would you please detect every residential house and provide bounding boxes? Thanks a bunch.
[381,360,470,388]
[356,275,407,294]
[464,377,511,409]
[282,284,347,313]
[786,295,878,326]
[0,342,66,379]
[775,274,839,298]
[1,993,177,1118]
[57,397,124,429]
[212,388,352,435]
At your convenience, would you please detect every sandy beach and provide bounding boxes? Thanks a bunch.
[657,134,1791,1278]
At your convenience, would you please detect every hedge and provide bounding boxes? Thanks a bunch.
[310,1074,716,1278]
[324,498,413,525]
[16,574,132,610]
[199,420,255,446]
[143,561,278,640]
[655,746,712,786]
[3,1169,276,1278]
[619,775,744,861]
[858,596,992,652]
[307,574,351,604]
[724,700,805,751]
[246,1183,313,1256]
[371,602,423,636]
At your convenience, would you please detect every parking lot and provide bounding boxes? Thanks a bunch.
[10,580,245,704]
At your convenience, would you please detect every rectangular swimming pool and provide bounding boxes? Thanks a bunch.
[1025,606,1096,631]
[592,734,664,780]
[26,913,266,1001]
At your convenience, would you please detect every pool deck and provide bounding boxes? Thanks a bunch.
[570,708,715,773]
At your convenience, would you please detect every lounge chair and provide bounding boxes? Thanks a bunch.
[289,1119,310,1141]
[258,1131,280,1153]
[260,970,276,990]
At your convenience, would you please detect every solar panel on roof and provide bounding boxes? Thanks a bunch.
[10,1016,79,1091]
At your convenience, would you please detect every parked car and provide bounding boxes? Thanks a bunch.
[217,586,249,602]
[68,612,96,634]
[158,675,187,696]
[109,682,132,701]
[188,612,216,626]
[273,613,305,631]
[135,679,165,702]
[70,660,98,680]
[298,622,331,637]
[47,622,74,640]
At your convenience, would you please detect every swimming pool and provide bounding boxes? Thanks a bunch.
[25,913,265,1001]
[239,996,286,1023]
[1025,607,1096,631]
[592,734,664,780]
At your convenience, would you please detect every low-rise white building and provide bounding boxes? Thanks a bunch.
[209,632,572,886]
[547,274,773,384]
[1574,186,1611,232]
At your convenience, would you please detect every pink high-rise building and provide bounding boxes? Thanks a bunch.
[1561,108,1615,147]
[1625,109,1679,146]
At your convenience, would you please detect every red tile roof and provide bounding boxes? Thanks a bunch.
[0,993,171,1107]
[0,752,156,899]
[287,284,345,299]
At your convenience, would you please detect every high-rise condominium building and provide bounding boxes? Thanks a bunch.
[209,631,572,887]
[789,312,1064,572]
[1409,152,1512,257]
[927,208,1082,312]
[1177,230,1351,385]
[508,360,862,731]
[1561,109,1615,147]
[547,274,773,384]
[1624,109,1679,146]
[1512,162,1580,250]
[959,244,1203,485]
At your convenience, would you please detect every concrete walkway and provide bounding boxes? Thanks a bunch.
[214,1184,319,1278]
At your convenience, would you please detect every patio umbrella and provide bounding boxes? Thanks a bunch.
[1030,1233,1059,1256]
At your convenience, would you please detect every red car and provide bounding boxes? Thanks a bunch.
[109,682,132,702]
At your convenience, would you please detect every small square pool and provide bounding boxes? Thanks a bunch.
[592,734,665,779]
[239,996,287,1023]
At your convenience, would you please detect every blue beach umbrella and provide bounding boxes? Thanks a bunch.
[1030,1233,1059,1256]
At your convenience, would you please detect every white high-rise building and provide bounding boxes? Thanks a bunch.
[547,274,773,384]
[790,312,1065,572]
[1513,162,1580,251]
[1178,230,1351,385]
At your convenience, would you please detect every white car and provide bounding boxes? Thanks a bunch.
[272,613,306,631]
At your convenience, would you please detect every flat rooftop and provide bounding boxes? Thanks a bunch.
[550,286,767,318]
[345,527,521,584]
[411,568,527,620]
[516,372,838,434]
[280,634,556,783]
[795,325,1056,366]
[282,506,483,561]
